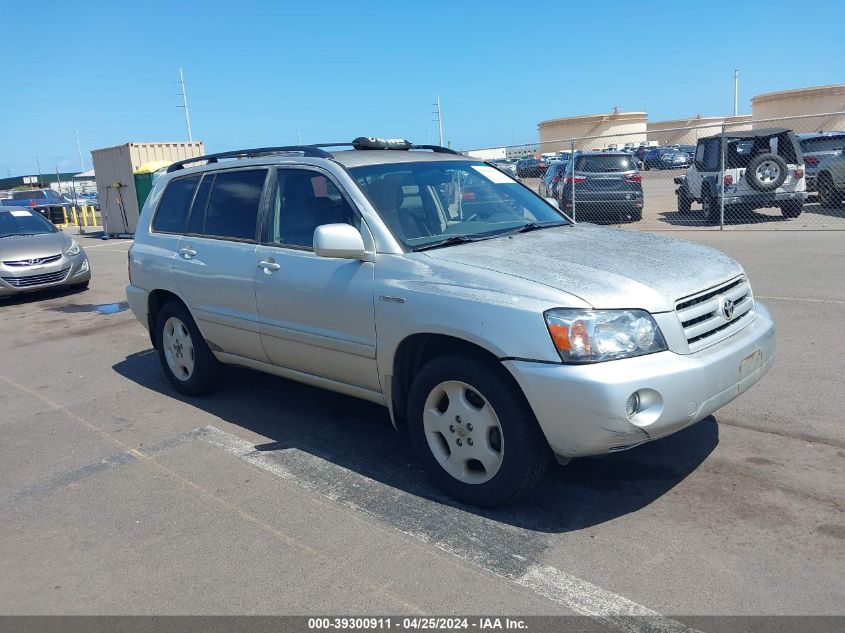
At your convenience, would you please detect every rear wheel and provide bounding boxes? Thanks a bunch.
[780,201,804,219]
[407,355,551,507]
[677,185,692,213]
[701,187,720,225]
[156,300,220,396]
[818,174,844,208]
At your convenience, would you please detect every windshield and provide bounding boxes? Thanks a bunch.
[349,160,568,250]
[0,209,58,238]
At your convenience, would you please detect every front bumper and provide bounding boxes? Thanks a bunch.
[0,251,90,297]
[505,302,775,458]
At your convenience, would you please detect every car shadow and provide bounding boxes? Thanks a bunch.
[0,283,89,306]
[658,207,789,226]
[113,350,719,534]
[805,201,845,218]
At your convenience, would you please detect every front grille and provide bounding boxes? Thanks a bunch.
[1,267,70,288]
[676,276,755,352]
[3,254,62,267]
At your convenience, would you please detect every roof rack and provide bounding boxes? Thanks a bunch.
[165,139,462,173]
[166,145,333,173]
[408,144,461,155]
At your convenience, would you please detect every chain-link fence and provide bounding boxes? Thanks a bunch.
[466,111,845,230]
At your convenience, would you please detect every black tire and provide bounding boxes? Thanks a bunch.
[406,354,551,507]
[780,201,803,219]
[677,184,692,213]
[701,187,720,225]
[156,300,220,396]
[745,153,788,192]
[817,174,844,208]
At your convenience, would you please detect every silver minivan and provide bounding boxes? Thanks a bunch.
[127,138,775,506]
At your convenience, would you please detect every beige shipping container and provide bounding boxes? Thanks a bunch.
[91,141,205,235]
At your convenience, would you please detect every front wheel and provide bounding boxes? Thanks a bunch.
[156,300,220,396]
[407,355,551,507]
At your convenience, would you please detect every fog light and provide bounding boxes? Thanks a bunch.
[625,392,640,418]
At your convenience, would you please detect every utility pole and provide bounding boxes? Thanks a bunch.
[178,67,193,142]
[74,126,85,172]
[432,94,443,146]
[733,69,739,116]
[35,156,42,187]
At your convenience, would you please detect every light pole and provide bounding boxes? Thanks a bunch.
[733,69,739,116]
[178,68,193,142]
[75,126,85,172]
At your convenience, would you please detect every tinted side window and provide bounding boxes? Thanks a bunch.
[187,174,214,235]
[203,169,268,241]
[152,176,200,233]
[267,169,357,248]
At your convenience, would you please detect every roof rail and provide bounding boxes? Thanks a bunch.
[166,145,333,173]
[409,144,461,155]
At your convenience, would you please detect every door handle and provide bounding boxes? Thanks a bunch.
[179,247,196,259]
[257,259,280,272]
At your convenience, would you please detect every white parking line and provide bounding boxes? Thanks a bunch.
[199,425,699,633]
[756,295,845,305]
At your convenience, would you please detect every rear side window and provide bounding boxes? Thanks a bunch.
[576,155,634,172]
[800,136,845,152]
[152,176,200,233]
[203,169,268,241]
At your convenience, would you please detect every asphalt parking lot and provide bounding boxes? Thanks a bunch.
[1,228,843,625]
[523,170,845,229]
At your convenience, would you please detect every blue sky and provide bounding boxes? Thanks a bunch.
[1,0,843,176]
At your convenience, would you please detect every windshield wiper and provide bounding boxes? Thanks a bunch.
[512,221,567,234]
[413,235,486,251]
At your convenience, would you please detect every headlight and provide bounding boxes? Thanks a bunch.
[544,308,667,363]
[65,240,81,256]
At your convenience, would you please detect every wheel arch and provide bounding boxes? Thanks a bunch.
[147,289,187,349]
[389,333,515,431]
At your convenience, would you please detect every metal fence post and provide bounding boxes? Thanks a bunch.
[570,139,576,223]
[719,123,726,230]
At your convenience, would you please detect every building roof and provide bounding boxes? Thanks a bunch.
[539,111,647,127]
[751,83,845,104]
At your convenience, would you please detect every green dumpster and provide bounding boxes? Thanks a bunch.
[133,160,171,212]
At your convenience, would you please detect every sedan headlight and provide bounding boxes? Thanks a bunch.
[545,308,667,363]
[65,240,81,256]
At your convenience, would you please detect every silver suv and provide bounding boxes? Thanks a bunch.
[127,137,775,506]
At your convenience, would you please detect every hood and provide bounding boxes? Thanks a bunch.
[421,224,743,312]
[0,232,70,262]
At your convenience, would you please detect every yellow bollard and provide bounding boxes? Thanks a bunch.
[61,208,69,227]
[81,206,90,227]
[71,207,79,226]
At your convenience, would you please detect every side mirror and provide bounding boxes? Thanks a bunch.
[313,224,368,260]
[545,197,560,210]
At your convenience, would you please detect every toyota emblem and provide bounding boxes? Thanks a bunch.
[722,297,735,320]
